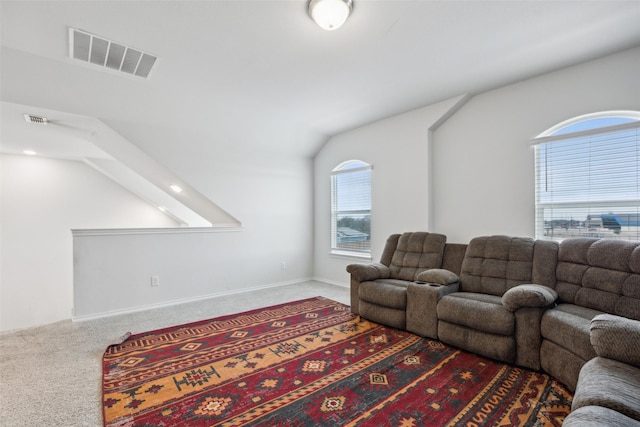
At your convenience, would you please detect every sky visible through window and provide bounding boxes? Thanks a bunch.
[551,117,635,135]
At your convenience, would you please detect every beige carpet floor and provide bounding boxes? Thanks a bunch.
[0,280,349,426]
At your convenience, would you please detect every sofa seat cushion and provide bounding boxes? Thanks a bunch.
[359,279,410,309]
[563,406,640,427]
[573,357,640,422]
[541,304,601,361]
[437,292,514,336]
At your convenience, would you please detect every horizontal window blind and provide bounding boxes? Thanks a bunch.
[331,162,372,253]
[534,121,639,241]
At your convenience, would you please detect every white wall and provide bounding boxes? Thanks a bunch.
[0,154,179,332]
[313,97,467,285]
[6,47,638,330]
[433,47,640,243]
[3,138,315,326]
[313,46,640,285]
[71,149,315,320]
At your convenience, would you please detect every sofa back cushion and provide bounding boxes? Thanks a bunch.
[460,235,535,296]
[380,234,401,267]
[532,239,559,288]
[555,238,640,320]
[441,243,468,276]
[388,232,446,281]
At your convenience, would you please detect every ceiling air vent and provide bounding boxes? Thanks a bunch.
[24,114,49,125]
[69,28,157,78]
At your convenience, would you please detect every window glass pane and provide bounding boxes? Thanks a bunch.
[535,117,639,241]
[334,168,371,211]
[336,213,370,251]
[552,117,635,135]
[331,161,371,253]
[340,160,368,170]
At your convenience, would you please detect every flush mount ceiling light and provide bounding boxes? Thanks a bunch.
[308,0,353,31]
[169,184,183,194]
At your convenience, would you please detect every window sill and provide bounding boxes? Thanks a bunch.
[330,250,372,262]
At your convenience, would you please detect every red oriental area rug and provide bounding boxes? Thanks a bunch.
[102,297,572,426]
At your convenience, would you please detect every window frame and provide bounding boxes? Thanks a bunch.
[330,160,372,258]
[533,112,640,242]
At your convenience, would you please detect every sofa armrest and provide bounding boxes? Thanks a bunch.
[501,284,558,312]
[346,262,391,282]
[415,269,459,285]
[590,314,640,369]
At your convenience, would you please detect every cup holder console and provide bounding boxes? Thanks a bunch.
[414,281,442,288]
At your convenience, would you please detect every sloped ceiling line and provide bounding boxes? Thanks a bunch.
[85,118,243,228]
[1,101,241,228]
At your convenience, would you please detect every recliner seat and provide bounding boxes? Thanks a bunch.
[347,231,447,329]
[540,238,640,390]
[436,235,558,370]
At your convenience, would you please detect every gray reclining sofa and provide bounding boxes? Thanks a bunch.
[347,232,640,426]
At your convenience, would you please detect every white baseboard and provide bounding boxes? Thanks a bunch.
[312,277,349,288]
[72,277,317,323]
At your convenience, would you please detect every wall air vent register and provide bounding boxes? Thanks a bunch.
[24,114,49,125]
[69,28,157,78]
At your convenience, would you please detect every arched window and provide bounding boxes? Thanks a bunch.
[533,111,640,241]
[330,160,372,255]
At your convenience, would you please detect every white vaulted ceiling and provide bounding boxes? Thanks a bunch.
[2,0,640,222]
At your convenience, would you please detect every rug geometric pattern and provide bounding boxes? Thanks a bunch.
[102,297,572,426]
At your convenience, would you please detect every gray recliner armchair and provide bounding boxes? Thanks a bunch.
[436,235,559,370]
[346,232,449,329]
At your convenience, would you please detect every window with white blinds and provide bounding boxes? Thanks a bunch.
[533,117,640,241]
[330,160,372,255]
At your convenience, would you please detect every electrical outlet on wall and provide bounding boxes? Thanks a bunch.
[151,275,160,286]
